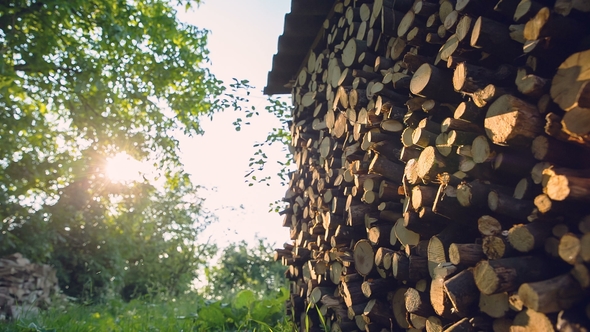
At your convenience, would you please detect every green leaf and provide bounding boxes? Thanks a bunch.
[198,304,226,326]
[233,289,255,309]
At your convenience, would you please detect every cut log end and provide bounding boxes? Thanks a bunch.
[473,260,499,295]
[485,94,543,148]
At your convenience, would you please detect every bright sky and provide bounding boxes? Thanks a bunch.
[174,0,292,247]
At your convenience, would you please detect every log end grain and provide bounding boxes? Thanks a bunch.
[545,174,571,201]
[354,240,376,276]
[507,224,536,253]
[511,308,555,332]
[558,233,581,265]
[473,260,499,295]
[479,292,509,319]
[478,215,502,236]
[410,63,434,97]
[484,94,543,148]
[550,49,590,112]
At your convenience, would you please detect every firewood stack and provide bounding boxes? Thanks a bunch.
[0,253,60,320]
[273,0,590,331]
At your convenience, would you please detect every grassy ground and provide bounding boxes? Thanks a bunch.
[0,290,292,332]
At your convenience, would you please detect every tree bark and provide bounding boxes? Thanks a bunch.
[473,256,557,295]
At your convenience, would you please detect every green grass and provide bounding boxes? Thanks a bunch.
[0,290,294,332]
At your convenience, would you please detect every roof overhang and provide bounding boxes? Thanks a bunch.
[264,0,338,95]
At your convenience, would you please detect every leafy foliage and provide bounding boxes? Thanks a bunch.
[247,96,294,187]
[0,240,292,331]
[226,80,294,212]
[203,239,287,300]
[0,0,293,305]
[0,0,227,300]
[0,290,293,332]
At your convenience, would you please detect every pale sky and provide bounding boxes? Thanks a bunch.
[174,0,293,247]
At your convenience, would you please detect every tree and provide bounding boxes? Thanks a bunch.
[203,238,286,299]
[232,84,294,212]
[116,173,218,300]
[0,0,225,300]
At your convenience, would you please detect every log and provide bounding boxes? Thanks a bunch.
[368,224,394,247]
[392,251,410,281]
[477,215,504,237]
[364,299,394,327]
[369,153,405,183]
[454,101,485,124]
[511,308,556,331]
[430,271,456,318]
[479,292,510,319]
[443,268,479,315]
[409,254,431,282]
[570,262,590,289]
[484,94,544,149]
[453,62,497,94]
[411,185,438,210]
[488,190,535,221]
[310,287,335,304]
[425,315,445,332]
[482,235,516,260]
[558,233,583,265]
[354,239,376,277]
[406,207,449,237]
[343,39,369,68]
[405,287,435,317]
[470,135,496,165]
[428,222,476,278]
[514,0,543,23]
[392,287,411,329]
[473,256,558,295]
[342,280,367,307]
[507,221,552,253]
[545,172,590,202]
[518,273,584,313]
[444,10,460,32]
[493,150,537,179]
[470,16,523,63]
[398,10,425,38]
[457,179,510,208]
[417,146,457,184]
[550,49,590,113]
[516,72,550,99]
[514,177,539,200]
[449,243,484,266]
[369,140,403,164]
[531,135,590,167]
[471,84,513,108]
[394,217,420,247]
[455,14,475,43]
[436,133,454,157]
[441,117,484,134]
[410,64,462,103]
[375,247,395,268]
[523,6,587,44]
[545,236,561,259]
[362,278,396,299]
[413,128,439,148]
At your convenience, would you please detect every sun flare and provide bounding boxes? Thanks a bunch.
[105,153,144,183]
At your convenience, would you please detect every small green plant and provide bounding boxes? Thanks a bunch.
[304,302,329,332]
[0,289,292,332]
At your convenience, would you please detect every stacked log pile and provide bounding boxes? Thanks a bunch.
[274,0,590,331]
[0,253,60,320]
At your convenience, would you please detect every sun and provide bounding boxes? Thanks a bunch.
[105,152,144,183]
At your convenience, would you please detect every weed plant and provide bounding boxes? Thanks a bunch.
[0,289,293,332]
